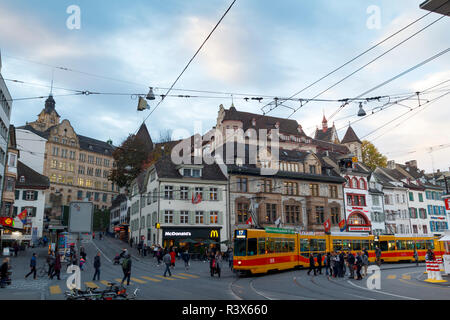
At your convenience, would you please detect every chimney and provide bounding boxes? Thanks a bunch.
[387,160,396,169]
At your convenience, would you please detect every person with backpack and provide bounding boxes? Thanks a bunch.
[120,254,132,286]
[163,251,172,277]
[355,252,363,280]
[92,252,101,281]
[25,253,37,280]
[375,246,382,266]
[307,253,316,276]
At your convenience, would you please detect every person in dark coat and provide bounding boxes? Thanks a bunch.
[120,254,132,286]
[209,253,217,277]
[0,258,10,288]
[355,252,363,280]
[307,253,316,276]
[47,252,55,277]
[51,254,61,280]
[92,252,101,281]
[13,243,19,257]
[338,251,345,277]
[347,252,355,279]
[25,253,37,279]
[316,253,322,275]
[325,252,331,276]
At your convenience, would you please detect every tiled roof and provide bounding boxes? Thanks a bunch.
[373,171,396,188]
[314,127,333,142]
[16,124,52,140]
[135,123,153,153]
[312,138,349,154]
[77,134,115,156]
[341,126,362,144]
[16,161,50,189]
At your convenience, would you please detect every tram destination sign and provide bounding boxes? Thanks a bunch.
[265,227,296,234]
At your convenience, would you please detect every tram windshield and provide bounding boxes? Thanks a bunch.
[234,239,247,256]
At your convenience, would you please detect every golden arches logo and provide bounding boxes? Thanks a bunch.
[5,218,12,225]
[210,230,219,238]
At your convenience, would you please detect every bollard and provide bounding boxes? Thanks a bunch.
[425,260,433,282]
[437,257,445,272]
[433,259,447,283]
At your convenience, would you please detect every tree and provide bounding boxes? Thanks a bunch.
[157,129,173,143]
[109,134,151,189]
[93,209,110,231]
[361,140,387,170]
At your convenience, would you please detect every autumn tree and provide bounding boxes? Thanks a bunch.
[361,140,387,170]
[109,134,151,189]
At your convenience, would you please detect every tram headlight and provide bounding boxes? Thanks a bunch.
[238,261,242,265]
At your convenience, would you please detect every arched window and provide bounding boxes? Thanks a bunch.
[352,177,359,189]
[348,212,368,225]
[359,178,366,190]
[345,176,351,188]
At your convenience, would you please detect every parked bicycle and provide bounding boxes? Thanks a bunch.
[64,282,139,300]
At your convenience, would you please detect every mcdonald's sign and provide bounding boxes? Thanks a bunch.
[210,230,219,239]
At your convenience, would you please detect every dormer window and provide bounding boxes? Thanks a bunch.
[19,176,25,183]
[89,145,93,150]
[275,122,280,129]
[183,169,191,176]
[182,167,202,177]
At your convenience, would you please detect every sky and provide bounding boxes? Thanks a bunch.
[0,0,449,173]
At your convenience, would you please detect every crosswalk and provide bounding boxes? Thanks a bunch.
[49,272,200,295]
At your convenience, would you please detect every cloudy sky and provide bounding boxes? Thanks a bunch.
[1,0,449,172]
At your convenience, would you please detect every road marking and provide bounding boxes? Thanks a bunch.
[115,278,133,285]
[155,275,176,280]
[171,274,189,279]
[130,277,147,284]
[49,285,62,294]
[90,240,112,263]
[387,275,397,279]
[346,280,419,300]
[399,278,450,290]
[249,280,274,300]
[401,275,411,280]
[179,273,200,278]
[141,276,162,282]
[100,280,114,287]
[84,282,99,289]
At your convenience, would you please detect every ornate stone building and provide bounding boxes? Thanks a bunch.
[17,94,119,222]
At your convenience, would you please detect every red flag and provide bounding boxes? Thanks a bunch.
[18,208,28,224]
[192,193,202,204]
[338,219,346,231]
[323,218,331,233]
[246,217,253,225]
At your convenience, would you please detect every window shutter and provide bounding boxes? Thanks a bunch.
[173,211,179,225]
[15,190,19,200]
[13,207,17,216]
[22,191,27,200]
[34,191,38,200]
[189,211,195,224]
[218,211,223,225]
[218,188,223,201]
[205,211,210,225]
[188,187,193,202]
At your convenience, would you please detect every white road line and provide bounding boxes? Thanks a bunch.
[249,280,275,300]
[229,281,243,300]
[346,280,419,300]
[90,240,112,263]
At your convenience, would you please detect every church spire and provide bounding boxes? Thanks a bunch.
[322,114,328,133]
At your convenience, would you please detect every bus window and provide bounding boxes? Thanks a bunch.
[379,241,388,251]
[388,241,396,251]
[406,240,414,250]
[289,240,295,252]
[353,240,361,251]
[416,241,426,250]
[234,239,246,256]
[310,239,319,252]
[361,240,370,251]
[267,238,275,254]
[247,238,257,256]
[318,239,326,252]
[258,238,266,255]
[426,240,434,249]
[396,240,406,250]
[342,239,351,251]
[300,239,309,252]
[333,239,342,251]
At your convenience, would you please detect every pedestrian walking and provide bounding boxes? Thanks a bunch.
[228,249,233,271]
[414,249,419,266]
[25,253,37,280]
[209,253,217,277]
[92,232,95,240]
[156,247,163,265]
[170,249,176,268]
[307,253,316,276]
[182,250,190,270]
[163,251,172,277]
[47,252,55,278]
[375,246,382,266]
[316,252,322,275]
[92,252,101,281]
[137,242,142,256]
[0,258,11,288]
[325,252,331,276]
[362,252,369,277]
[355,252,363,280]
[347,252,355,279]
[13,242,19,257]
[50,253,61,280]
[99,233,103,240]
[80,247,87,261]
[338,251,345,277]
[331,252,337,277]
[143,244,147,257]
[120,254,132,286]
[79,257,86,271]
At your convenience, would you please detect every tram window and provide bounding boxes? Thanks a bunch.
[342,239,351,251]
[310,239,319,252]
[234,239,246,256]
[267,238,275,253]
[426,240,434,249]
[333,239,342,251]
[300,239,309,252]
[416,241,426,250]
[247,238,257,256]
[318,239,326,252]
[396,240,406,250]
[353,240,361,251]
[361,240,370,251]
[368,240,373,250]
[275,238,282,253]
[258,238,266,255]
[379,241,388,251]
[388,241,396,251]
[406,240,415,250]
[289,240,295,252]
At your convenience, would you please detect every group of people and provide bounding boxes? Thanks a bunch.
[307,249,371,280]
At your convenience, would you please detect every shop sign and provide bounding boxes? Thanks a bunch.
[445,199,450,210]
[0,217,14,227]
[210,230,219,238]
[348,226,371,232]
[265,227,296,234]
[164,231,192,237]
